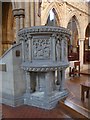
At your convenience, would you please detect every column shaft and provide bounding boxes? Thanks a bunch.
[60,69,65,90]
[45,72,53,96]
[25,71,31,93]
[20,16,24,29]
[25,2,30,27]
[57,70,62,89]
[79,39,84,66]
[30,1,35,26]
[36,75,39,91]
[15,16,20,43]
[35,2,41,26]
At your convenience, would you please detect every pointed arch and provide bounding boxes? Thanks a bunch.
[85,23,90,37]
[45,8,60,26]
[41,3,61,26]
[67,15,80,61]
[84,23,90,63]
[66,12,81,39]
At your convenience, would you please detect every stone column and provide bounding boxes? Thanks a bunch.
[36,74,39,91]
[62,2,67,28]
[35,2,41,26]
[25,2,30,27]
[57,69,62,89]
[25,71,31,94]
[19,9,25,29]
[79,38,84,66]
[45,72,53,96]
[13,9,20,43]
[60,69,65,91]
[30,1,35,26]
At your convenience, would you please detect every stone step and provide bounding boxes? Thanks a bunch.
[24,90,69,110]
[59,100,89,119]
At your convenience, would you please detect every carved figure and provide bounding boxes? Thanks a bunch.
[56,40,61,61]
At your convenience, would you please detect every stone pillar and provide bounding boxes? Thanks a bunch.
[35,2,41,26]
[45,72,53,96]
[30,1,35,26]
[36,74,39,91]
[25,71,31,93]
[62,2,67,28]
[25,2,30,27]
[79,38,84,66]
[60,69,65,91]
[13,9,20,43]
[57,69,62,90]
[19,9,24,29]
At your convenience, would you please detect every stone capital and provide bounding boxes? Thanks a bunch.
[18,8,25,17]
[13,9,19,17]
[79,38,85,41]
[13,8,25,17]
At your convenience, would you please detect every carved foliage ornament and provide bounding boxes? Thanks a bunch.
[32,38,51,60]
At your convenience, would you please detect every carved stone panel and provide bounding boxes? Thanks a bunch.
[32,38,51,60]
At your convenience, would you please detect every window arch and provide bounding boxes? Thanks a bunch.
[45,8,59,26]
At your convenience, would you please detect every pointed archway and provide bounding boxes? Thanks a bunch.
[67,15,79,61]
[84,23,90,64]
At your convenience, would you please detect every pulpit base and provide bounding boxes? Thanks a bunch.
[24,89,68,110]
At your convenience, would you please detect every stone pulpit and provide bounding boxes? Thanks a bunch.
[18,26,70,109]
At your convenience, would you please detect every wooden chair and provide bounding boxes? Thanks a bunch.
[69,61,80,77]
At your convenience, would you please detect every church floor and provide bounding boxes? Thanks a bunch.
[1,75,90,119]
[65,74,90,118]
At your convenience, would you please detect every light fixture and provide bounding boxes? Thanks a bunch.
[86,37,88,40]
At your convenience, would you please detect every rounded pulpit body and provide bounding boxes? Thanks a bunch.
[18,26,70,71]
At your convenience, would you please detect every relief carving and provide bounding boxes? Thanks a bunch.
[32,39,51,59]
[56,35,62,61]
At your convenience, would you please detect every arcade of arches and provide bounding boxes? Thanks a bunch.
[1,1,90,69]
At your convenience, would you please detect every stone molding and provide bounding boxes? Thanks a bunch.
[21,64,68,72]
[13,8,25,17]
[18,26,70,38]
